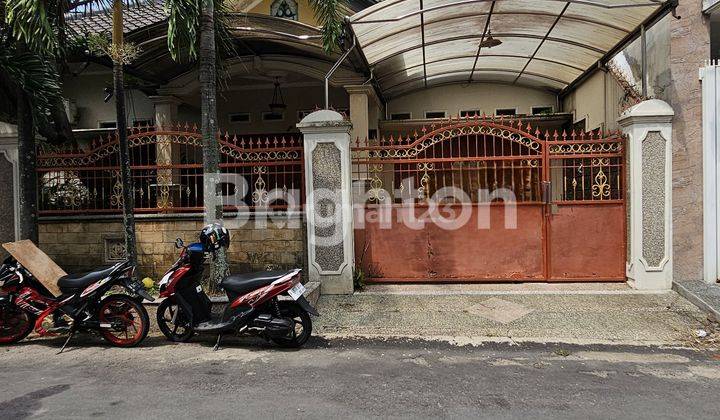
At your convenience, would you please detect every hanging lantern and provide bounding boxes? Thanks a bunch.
[268,77,287,115]
[479,31,502,49]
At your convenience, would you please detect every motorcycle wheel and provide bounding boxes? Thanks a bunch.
[270,301,312,348]
[97,294,149,347]
[156,298,194,342]
[0,306,35,345]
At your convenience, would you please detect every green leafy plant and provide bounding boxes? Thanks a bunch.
[309,0,345,53]
[165,0,236,84]
[353,239,371,291]
[0,47,62,126]
[4,0,62,56]
[86,32,141,64]
[353,267,365,291]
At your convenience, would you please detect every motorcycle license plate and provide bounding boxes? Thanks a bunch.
[288,283,306,300]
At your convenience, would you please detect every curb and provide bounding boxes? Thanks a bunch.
[315,332,698,349]
[672,281,720,320]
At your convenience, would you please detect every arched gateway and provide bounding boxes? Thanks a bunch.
[352,116,625,282]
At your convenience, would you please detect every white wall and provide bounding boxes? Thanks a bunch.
[62,68,155,128]
[61,68,348,133]
[386,83,557,119]
[562,70,626,132]
[214,84,348,134]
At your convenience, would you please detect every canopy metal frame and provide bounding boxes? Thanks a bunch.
[349,0,672,98]
[352,0,665,23]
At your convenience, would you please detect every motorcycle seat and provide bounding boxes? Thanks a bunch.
[220,270,293,296]
[57,266,115,292]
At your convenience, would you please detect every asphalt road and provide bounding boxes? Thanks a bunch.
[1,335,720,419]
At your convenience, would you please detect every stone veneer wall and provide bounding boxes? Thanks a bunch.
[669,1,710,281]
[38,216,307,281]
[0,155,15,259]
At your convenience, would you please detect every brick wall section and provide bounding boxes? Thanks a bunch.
[669,1,710,281]
[39,217,306,281]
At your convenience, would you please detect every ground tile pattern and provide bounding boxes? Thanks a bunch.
[467,298,534,324]
[315,291,706,345]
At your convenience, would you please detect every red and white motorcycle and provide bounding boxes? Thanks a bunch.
[155,227,317,349]
[0,257,152,350]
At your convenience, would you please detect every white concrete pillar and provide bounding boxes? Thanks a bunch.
[149,96,182,208]
[346,85,368,145]
[618,99,674,290]
[297,110,354,294]
[150,95,181,130]
[345,85,382,145]
[701,61,720,283]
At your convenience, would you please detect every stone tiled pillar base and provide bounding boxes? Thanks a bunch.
[618,100,674,290]
[298,110,355,295]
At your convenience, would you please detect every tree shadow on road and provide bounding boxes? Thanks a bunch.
[0,384,71,419]
[7,332,333,354]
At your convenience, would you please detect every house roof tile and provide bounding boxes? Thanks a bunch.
[67,1,168,36]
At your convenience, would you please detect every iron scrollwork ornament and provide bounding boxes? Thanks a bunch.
[417,162,434,201]
[252,166,269,205]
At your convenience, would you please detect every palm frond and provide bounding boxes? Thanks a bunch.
[165,0,235,60]
[164,0,200,62]
[2,0,120,59]
[0,46,62,125]
[213,0,236,88]
[164,0,235,88]
[4,0,61,55]
[213,0,235,57]
[309,0,343,53]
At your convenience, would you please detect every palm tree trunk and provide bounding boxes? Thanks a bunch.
[200,0,227,288]
[16,87,38,243]
[112,0,137,267]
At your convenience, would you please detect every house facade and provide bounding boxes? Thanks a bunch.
[2,0,718,293]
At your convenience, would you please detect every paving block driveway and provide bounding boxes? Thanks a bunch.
[314,290,710,346]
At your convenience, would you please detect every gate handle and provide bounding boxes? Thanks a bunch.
[542,181,552,205]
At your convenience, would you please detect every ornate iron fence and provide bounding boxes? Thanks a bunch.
[36,124,304,215]
[351,115,624,205]
[547,129,624,203]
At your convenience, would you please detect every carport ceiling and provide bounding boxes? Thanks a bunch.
[349,0,667,98]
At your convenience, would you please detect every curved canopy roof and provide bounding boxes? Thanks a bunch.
[68,9,367,87]
[349,0,667,98]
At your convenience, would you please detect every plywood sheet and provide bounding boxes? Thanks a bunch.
[2,240,65,297]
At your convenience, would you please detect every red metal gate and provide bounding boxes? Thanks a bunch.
[351,116,625,282]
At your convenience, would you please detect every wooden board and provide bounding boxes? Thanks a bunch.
[2,240,65,297]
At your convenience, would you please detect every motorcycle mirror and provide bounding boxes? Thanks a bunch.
[175,238,184,249]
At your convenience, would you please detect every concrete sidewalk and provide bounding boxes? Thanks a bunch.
[314,284,715,347]
[673,280,720,320]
